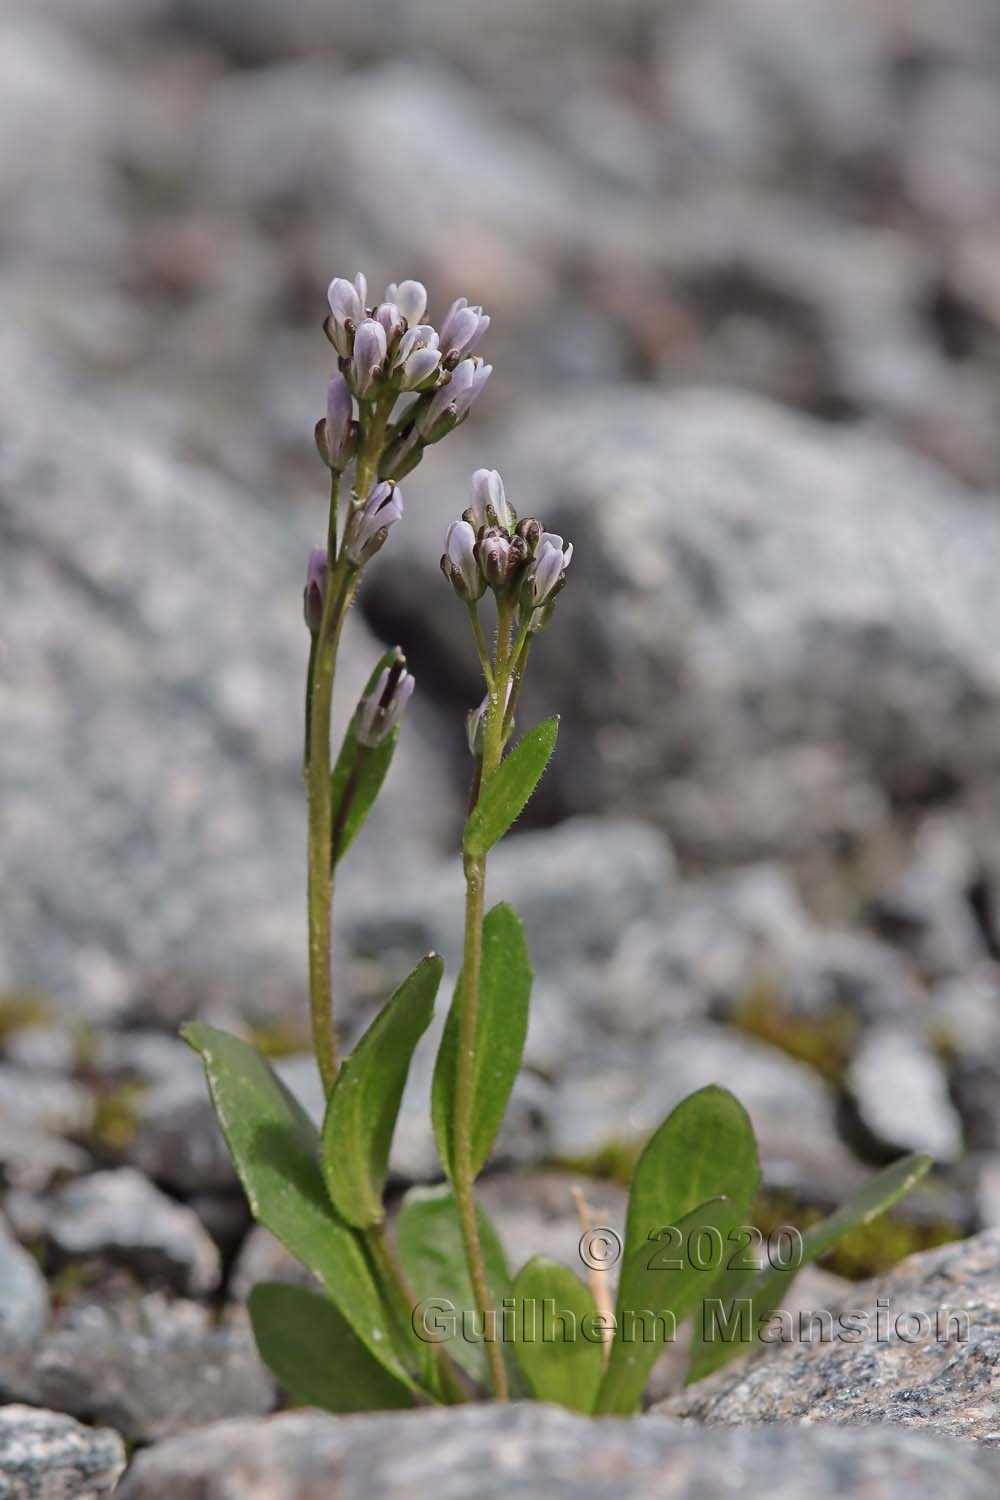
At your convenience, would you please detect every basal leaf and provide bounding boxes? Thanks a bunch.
[182,1022,414,1390]
[687,1151,933,1383]
[397,1183,524,1394]
[463,716,559,858]
[595,1195,740,1415]
[249,1282,415,1412]
[321,954,442,1228]
[511,1257,604,1414]
[431,902,531,1182]
[329,647,404,866]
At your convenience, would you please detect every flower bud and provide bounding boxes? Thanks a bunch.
[477,529,511,587]
[378,423,424,483]
[416,359,492,443]
[466,693,489,757]
[467,468,515,533]
[342,480,404,566]
[356,660,415,748]
[394,325,441,391]
[384,280,428,326]
[375,301,405,344]
[303,546,329,634]
[440,297,490,363]
[527,532,573,607]
[315,374,355,471]
[327,273,368,355]
[516,516,542,551]
[440,520,484,602]
[351,319,388,398]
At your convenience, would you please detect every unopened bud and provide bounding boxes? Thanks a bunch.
[378,423,424,483]
[375,301,405,344]
[356,660,415,748]
[527,532,573,608]
[342,480,404,566]
[303,546,329,634]
[467,468,515,533]
[441,520,484,602]
[316,374,355,471]
[327,273,368,356]
[516,516,542,551]
[477,530,511,587]
[440,297,490,364]
[384,280,428,327]
[351,319,388,398]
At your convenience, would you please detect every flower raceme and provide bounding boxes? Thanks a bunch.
[440,468,573,619]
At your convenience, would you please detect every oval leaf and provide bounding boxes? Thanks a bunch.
[511,1257,604,1414]
[687,1151,933,1384]
[463,716,559,857]
[330,647,405,866]
[321,954,442,1228]
[595,1195,740,1415]
[249,1282,415,1412]
[182,1022,415,1390]
[431,902,531,1181]
[397,1183,524,1394]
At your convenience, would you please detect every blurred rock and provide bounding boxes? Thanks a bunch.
[660,1231,1000,1442]
[0,1404,125,1500]
[871,862,987,980]
[43,1168,221,1297]
[781,930,924,1025]
[371,388,1000,866]
[847,1024,963,1163]
[0,1216,49,1353]
[117,1401,1000,1500]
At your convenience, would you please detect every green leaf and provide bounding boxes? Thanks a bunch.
[249,1282,415,1413]
[687,1151,933,1383]
[463,716,559,857]
[182,1022,414,1390]
[594,1085,761,1415]
[431,902,532,1182]
[511,1257,605,1414]
[330,647,405,866]
[595,1195,741,1415]
[321,954,442,1228]
[397,1183,524,1394]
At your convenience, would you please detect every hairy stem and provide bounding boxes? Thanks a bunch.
[452,598,516,1401]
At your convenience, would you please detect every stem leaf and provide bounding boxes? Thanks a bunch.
[510,1257,605,1414]
[182,1022,415,1390]
[249,1282,415,1413]
[463,716,559,857]
[687,1150,933,1384]
[330,647,405,866]
[431,902,532,1181]
[321,954,442,1228]
[397,1183,523,1394]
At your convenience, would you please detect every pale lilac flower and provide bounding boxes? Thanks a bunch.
[321,374,354,470]
[529,532,573,605]
[351,319,388,397]
[395,324,441,391]
[342,481,404,565]
[375,301,405,342]
[356,664,415,748]
[441,520,484,601]
[384,280,428,326]
[417,359,492,440]
[440,297,490,362]
[303,546,329,633]
[467,468,514,533]
[327,273,368,354]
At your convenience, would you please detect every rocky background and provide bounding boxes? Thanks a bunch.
[2,1,1000,1495]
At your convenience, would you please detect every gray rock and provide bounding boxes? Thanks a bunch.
[933,967,1000,1152]
[847,1024,964,1164]
[0,1404,124,1500]
[227,1226,315,1307]
[781,930,924,1025]
[549,1022,865,1201]
[871,863,987,979]
[117,1401,1000,1500]
[0,1311,274,1444]
[0,1218,48,1353]
[43,1168,221,1296]
[661,1230,1000,1442]
[0,355,456,1020]
[369,388,1000,865]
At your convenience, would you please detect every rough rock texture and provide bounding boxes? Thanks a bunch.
[117,1401,1000,1500]
[661,1230,1000,1442]
[42,1169,221,1296]
[371,389,1000,864]
[0,1404,125,1500]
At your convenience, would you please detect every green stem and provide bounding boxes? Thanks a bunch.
[452,597,516,1401]
[467,602,495,691]
[366,1224,467,1405]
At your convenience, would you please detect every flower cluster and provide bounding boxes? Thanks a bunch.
[440,469,573,632]
[317,274,492,484]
